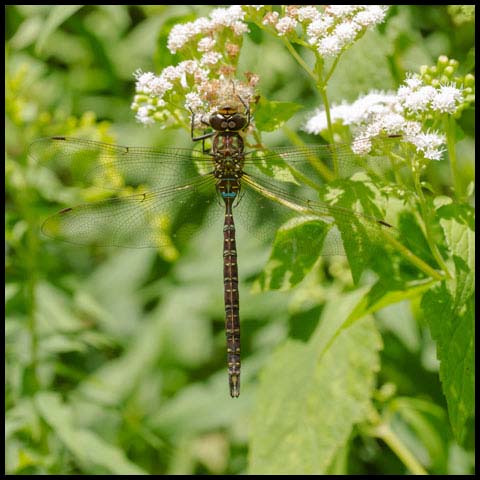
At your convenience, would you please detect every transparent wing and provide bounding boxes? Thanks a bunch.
[29,135,404,193]
[41,175,219,248]
[35,135,399,255]
[232,171,394,258]
[243,135,405,180]
[28,136,215,191]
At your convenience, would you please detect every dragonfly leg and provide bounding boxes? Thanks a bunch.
[189,106,215,144]
[236,95,251,129]
[233,188,245,208]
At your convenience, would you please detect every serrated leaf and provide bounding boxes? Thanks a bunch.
[254,97,302,132]
[324,178,392,284]
[249,291,382,474]
[253,217,330,292]
[35,392,146,474]
[420,203,474,444]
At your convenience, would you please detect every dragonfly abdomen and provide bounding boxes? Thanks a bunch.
[223,198,241,398]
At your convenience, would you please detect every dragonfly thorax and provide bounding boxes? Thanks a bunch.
[213,156,244,179]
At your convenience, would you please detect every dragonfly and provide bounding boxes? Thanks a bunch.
[29,99,403,398]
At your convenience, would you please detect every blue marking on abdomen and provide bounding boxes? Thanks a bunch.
[221,178,237,198]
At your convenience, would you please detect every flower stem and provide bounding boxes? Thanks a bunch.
[444,115,461,198]
[282,38,318,83]
[381,229,445,281]
[374,422,428,475]
[412,171,452,278]
[312,53,340,177]
[282,42,340,177]
[324,54,341,84]
[281,125,335,182]
[317,82,338,177]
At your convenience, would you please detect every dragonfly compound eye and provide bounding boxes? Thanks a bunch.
[209,113,228,131]
[229,113,247,130]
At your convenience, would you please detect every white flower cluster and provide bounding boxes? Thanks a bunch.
[260,5,389,57]
[132,61,210,125]
[167,5,248,54]
[398,75,465,114]
[132,67,257,128]
[132,6,265,127]
[303,72,467,161]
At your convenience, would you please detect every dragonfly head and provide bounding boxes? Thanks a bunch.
[209,106,248,133]
[218,105,238,116]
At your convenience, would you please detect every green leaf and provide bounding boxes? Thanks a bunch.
[10,16,43,50]
[249,290,382,474]
[5,283,20,303]
[323,177,392,284]
[348,278,435,324]
[254,97,302,132]
[35,5,84,54]
[421,202,474,445]
[253,217,331,291]
[36,282,85,334]
[35,392,146,474]
[249,149,299,184]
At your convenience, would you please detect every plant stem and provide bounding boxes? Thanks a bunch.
[387,150,448,275]
[387,151,404,185]
[282,125,335,182]
[317,83,338,177]
[374,422,428,475]
[282,41,340,177]
[381,230,445,281]
[282,38,318,83]
[444,115,461,198]
[20,184,40,390]
[324,54,341,84]
[412,171,452,278]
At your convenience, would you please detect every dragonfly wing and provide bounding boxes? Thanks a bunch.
[42,176,218,248]
[237,172,393,262]
[243,135,405,182]
[28,136,214,192]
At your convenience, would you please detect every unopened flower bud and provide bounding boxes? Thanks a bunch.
[464,74,475,87]
[438,55,449,67]
[444,66,454,77]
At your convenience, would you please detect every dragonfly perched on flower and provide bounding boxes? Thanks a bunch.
[30,95,406,397]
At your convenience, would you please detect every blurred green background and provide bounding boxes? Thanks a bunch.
[5,5,475,475]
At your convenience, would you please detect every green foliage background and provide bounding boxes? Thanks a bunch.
[5,5,475,475]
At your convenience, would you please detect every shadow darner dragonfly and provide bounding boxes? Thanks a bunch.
[30,101,403,397]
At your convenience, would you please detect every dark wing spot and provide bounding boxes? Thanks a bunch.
[378,220,392,228]
[51,136,66,141]
[59,207,73,214]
